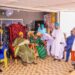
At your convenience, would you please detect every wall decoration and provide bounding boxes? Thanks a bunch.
[5,9,14,17]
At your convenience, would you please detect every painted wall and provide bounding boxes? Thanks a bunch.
[60,12,75,37]
[0,10,44,25]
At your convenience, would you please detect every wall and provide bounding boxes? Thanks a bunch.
[60,12,75,37]
[0,10,44,25]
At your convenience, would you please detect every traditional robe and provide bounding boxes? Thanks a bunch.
[66,35,75,61]
[35,37,47,59]
[41,33,53,56]
[13,37,35,63]
[38,24,46,34]
[29,36,47,59]
[51,29,66,59]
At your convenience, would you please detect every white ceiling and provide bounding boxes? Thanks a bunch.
[0,0,75,12]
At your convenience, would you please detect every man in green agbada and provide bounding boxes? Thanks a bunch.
[13,31,36,66]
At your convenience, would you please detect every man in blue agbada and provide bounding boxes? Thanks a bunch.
[65,29,75,62]
[37,24,46,34]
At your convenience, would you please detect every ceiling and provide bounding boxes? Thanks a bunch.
[0,0,75,12]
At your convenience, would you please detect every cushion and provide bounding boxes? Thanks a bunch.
[0,53,4,59]
[0,48,4,59]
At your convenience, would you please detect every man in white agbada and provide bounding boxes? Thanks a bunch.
[51,22,66,61]
[41,33,53,56]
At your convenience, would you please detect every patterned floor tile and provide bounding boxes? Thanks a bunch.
[0,57,74,75]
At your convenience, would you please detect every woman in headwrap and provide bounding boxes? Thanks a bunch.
[34,32,47,59]
[28,31,34,43]
[28,31,38,59]
[28,31,47,59]
[12,31,36,66]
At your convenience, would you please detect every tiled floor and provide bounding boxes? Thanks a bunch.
[0,57,74,75]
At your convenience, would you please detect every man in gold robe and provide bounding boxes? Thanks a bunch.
[13,31,36,66]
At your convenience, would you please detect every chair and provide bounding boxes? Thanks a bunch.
[8,23,26,63]
[0,44,8,68]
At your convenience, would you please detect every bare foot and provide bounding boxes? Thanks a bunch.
[53,58,57,61]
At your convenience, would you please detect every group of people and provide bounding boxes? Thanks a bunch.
[8,22,75,66]
[37,22,66,61]
[37,22,75,71]
[0,22,75,72]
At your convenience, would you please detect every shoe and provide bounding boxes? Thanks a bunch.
[58,59,61,62]
[53,58,57,61]
[69,70,73,73]
[32,62,37,65]
[65,60,68,62]
[22,62,27,66]
[0,69,2,72]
